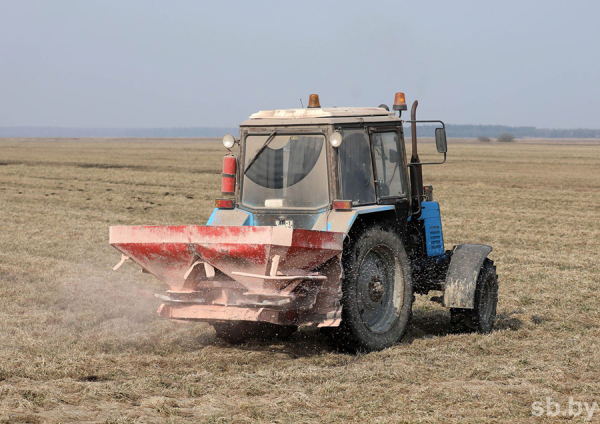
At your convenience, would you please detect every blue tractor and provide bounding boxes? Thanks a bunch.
[111,92,498,352]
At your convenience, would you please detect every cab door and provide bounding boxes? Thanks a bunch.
[369,127,408,203]
[369,126,411,227]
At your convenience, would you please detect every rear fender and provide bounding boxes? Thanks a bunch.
[443,244,493,309]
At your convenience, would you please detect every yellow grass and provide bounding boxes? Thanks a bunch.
[0,138,599,423]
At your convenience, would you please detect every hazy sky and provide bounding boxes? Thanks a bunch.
[1,0,599,129]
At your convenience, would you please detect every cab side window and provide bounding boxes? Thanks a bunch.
[372,131,405,198]
[338,129,376,204]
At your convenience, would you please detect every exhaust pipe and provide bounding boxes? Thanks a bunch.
[409,100,424,215]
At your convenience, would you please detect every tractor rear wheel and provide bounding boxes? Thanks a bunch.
[450,259,498,333]
[333,226,413,352]
[213,321,297,344]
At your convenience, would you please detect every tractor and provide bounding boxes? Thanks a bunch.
[110,92,498,351]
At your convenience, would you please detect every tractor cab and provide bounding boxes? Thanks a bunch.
[212,93,445,235]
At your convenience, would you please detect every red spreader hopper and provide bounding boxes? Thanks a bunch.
[110,225,345,327]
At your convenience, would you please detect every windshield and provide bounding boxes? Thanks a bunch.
[241,134,329,210]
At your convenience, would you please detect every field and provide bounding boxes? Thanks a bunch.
[1,138,599,423]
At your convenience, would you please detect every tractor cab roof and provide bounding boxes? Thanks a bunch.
[241,107,401,127]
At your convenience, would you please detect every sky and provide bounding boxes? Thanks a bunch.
[0,0,599,129]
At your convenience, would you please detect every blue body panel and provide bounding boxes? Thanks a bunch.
[206,208,252,226]
[205,208,218,225]
[417,201,445,257]
[207,205,396,235]
[206,203,445,256]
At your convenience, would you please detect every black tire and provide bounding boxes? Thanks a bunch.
[450,259,498,333]
[334,226,413,352]
[213,321,297,344]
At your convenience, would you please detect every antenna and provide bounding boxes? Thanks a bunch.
[300,98,304,108]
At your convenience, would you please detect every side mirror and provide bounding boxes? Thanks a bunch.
[435,128,447,154]
[389,149,398,163]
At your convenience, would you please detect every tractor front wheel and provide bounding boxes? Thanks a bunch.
[334,226,413,352]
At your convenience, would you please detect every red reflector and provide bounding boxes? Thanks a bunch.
[215,199,234,209]
[332,200,352,211]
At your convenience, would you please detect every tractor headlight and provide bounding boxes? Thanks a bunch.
[330,131,343,148]
[222,134,236,149]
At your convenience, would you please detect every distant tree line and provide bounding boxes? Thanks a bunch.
[443,124,600,138]
[0,124,599,139]
[0,127,237,138]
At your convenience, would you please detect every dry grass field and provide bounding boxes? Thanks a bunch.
[0,138,599,423]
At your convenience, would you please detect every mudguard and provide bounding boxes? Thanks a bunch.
[443,244,493,309]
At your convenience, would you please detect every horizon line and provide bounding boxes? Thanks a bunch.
[1,123,600,130]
